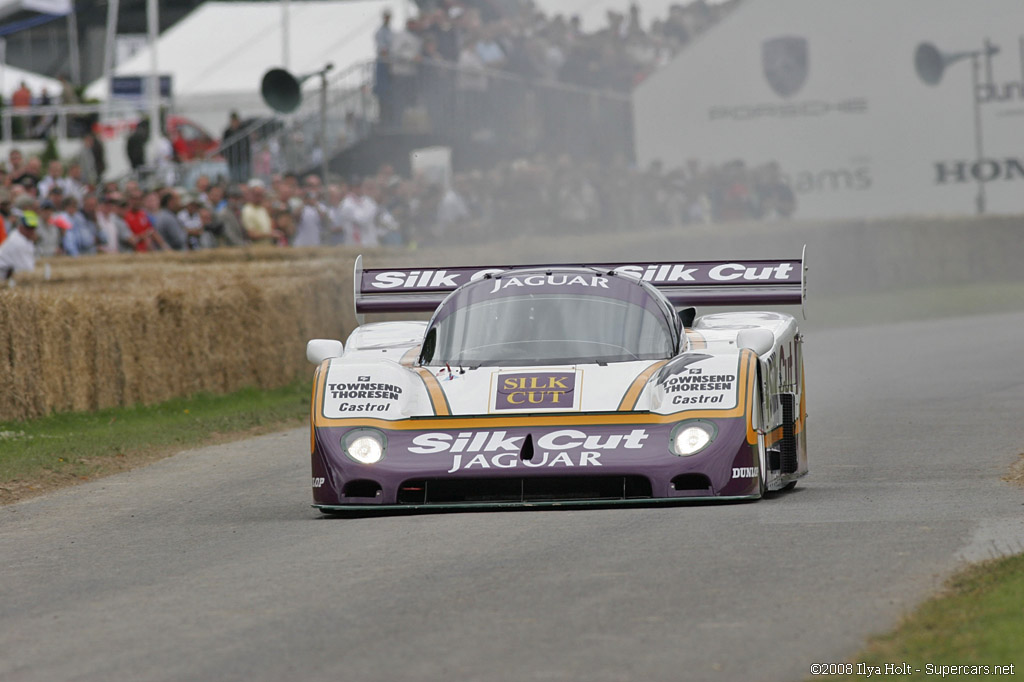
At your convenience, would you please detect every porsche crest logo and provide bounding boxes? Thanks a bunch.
[762,36,809,99]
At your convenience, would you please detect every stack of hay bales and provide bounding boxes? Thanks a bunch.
[0,248,358,421]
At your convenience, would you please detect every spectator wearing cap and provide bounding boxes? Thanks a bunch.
[216,187,246,246]
[155,190,188,251]
[0,212,38,279]
[241,179,279,244]
[176,193,204,249]
[34,198,62,258]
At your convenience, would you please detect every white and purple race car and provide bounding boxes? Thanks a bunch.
[306,252,808,512]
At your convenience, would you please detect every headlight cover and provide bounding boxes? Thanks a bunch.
[342,429,387,464]
[670,420,717,456]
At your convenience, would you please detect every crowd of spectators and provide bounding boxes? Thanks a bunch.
[0,140,795,280]
[374,0,741,127]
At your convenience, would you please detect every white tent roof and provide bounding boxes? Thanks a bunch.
[0,62,61,99]
[0,0,71,22]
[85,0,391,101]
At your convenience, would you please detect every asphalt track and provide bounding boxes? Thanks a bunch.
[2,310,1023,682]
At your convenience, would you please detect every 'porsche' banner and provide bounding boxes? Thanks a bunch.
[352,249,807,314]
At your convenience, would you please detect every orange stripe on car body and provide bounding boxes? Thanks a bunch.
[311,360,329,452]
[414,368,452,416]
[399,346,420,367]
[617,360,669,411]
[686,330,707,349]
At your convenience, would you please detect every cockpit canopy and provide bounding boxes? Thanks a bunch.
[419,268,680,367]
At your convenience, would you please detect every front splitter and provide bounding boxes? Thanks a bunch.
[313,494,759,514]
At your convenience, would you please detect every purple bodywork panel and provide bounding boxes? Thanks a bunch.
[311,417,760,507]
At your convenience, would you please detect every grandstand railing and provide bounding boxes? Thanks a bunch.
[220,57,633,182]
[212,60,377,182]
[1,58,634,185]
[0,100,149,142]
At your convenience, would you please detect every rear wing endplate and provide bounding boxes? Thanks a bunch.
[354,247,808,318]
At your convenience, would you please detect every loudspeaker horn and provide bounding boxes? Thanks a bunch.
[261,68,305,114]
[914,42,975,85]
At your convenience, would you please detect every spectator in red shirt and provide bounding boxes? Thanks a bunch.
[11,81,31,109]
[11,82,32,138]
[122,190,166,251]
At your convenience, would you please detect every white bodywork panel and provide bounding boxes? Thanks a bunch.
[325,311,802,423]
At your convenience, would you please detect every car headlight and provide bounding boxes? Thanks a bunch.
[670,421,717,456]
[342,429,386,464]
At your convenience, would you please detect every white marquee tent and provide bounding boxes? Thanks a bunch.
[84,0,391,130]
[0,0,71,21]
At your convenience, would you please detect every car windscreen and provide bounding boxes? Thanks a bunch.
[421,293,675,367]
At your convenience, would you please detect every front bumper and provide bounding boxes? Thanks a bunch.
[311,417,762,508]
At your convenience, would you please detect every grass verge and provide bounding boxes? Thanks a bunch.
[810,554,1024,680]
[0,379,310,505]
[1004,453,1024,488]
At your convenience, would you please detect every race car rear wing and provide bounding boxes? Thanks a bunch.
[353,247,807,317]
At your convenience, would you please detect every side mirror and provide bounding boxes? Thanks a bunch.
[306,339,344,365]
